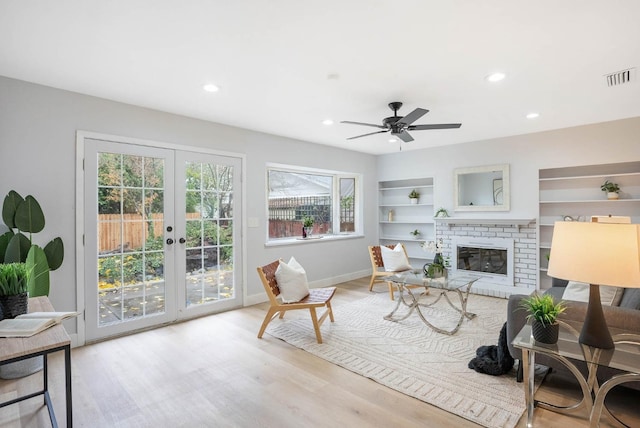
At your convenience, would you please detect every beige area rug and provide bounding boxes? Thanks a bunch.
[266,292,531,428]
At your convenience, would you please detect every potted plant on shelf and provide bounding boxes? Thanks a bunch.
[434,207,449,218]
[408,189,420,204]
[410,229,421,239]
[302,216,314,238]
[519,293,566,344]
[600,180,620,200]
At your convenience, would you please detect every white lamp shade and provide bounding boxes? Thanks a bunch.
[547,222,640,287]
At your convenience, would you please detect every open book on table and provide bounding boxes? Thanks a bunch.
[0,311,80,338]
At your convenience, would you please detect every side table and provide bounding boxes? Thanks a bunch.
[0,297,73,428]
[512,322,640,427]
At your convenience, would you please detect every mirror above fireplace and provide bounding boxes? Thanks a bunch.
[454,164,510,212]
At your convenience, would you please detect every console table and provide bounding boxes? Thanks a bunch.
[512,322,640,427]
[0,297,73,427]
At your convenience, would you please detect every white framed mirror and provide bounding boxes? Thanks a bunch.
[454,164,510,212]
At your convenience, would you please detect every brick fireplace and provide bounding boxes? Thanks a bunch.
[435,219,537,298]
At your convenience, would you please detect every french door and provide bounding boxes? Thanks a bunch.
[83,137,242,341]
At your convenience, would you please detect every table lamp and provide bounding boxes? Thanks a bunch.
[547,221,640,349]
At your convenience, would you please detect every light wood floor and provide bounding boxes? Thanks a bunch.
[1,277,639,427]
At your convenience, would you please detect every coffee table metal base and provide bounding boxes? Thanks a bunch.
[384,281,476,335]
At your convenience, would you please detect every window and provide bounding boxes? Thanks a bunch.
[267,165,360,240]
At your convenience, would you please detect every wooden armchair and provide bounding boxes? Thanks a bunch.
[368,244,411,300]
[256,260,336,344]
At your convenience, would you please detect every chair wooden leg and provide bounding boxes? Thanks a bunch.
[326,301,335,322]
[309,307,323,344]
[258,307,279,338]
[368,275,376,291]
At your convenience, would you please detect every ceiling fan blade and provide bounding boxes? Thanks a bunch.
[340,120,386,129]
[397,108,428,126]
[409,123,462,130]
[395,130,414,143]
[346,130,390,140]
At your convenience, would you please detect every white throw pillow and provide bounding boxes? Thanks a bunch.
[381,244,412,272]
[275,257,310,303]
[561,281,624,306]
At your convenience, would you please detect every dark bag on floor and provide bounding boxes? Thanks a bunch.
[468,322,514,376]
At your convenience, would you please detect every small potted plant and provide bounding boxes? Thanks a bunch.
[410,229,421,239]
[600,180,620,200]
[434,207,449,218]
[302,216,314,238]
[408,189,420,204]
[519,293,566,344]
[0,263,31,319]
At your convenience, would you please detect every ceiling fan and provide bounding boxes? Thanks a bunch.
[341,101,461,143]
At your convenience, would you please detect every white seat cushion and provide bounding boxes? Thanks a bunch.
[275,257,310,303]
[381,244,412,272]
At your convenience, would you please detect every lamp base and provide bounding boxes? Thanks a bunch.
[579,283,614,349]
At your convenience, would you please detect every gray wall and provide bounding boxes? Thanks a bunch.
[377,117,640,219]
[0,76,378,325]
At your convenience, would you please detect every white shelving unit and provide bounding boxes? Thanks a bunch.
[538,161,640,289]
[378,177,434,268]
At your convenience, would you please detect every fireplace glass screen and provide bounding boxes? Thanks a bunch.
[457,246,508,276]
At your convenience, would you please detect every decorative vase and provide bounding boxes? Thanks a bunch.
[303,226,312,237]
[433,253,444,265]
[607,192,619,200]
[531,320,559,344]
[410,198,418,205]
[0,292,29,319]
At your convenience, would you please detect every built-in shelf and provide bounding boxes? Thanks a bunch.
[538,160,640,290]
[379,177,434,269]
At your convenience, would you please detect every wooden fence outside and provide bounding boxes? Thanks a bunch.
[99,213,201,253]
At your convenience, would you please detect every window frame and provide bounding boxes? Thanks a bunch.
[265,163,362,245]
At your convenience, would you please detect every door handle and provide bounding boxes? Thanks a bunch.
[166,238,174,245]
[179,237,186,244]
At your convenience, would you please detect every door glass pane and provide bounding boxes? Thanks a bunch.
[183,162,235,307]
[97,153,166,326]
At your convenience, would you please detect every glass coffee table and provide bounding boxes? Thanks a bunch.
[512,322,640,427]
[385,270,480,335]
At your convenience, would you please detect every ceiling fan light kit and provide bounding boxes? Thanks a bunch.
[341,101,461,143]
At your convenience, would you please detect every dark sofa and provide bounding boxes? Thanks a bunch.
[506,278,640,386]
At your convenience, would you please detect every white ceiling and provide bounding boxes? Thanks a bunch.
[1,1,639,155]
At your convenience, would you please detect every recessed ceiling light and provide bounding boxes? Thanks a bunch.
[526,112,540,119]
[203,84,219,93]
[322,119,334,126]
[388,138,398,143]
[486,72,506,82]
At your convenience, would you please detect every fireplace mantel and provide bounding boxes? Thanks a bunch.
[434,218,535,228]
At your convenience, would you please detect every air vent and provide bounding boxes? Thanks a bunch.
[605,68,636,87]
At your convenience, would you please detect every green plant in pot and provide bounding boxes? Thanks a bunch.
[520,293,566,344]
[302,216,314,238]
[600,180,620,200]
[0,190,64,297]
[408,189,420,204]
[0,191,64,379]
[0,262,31,319]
